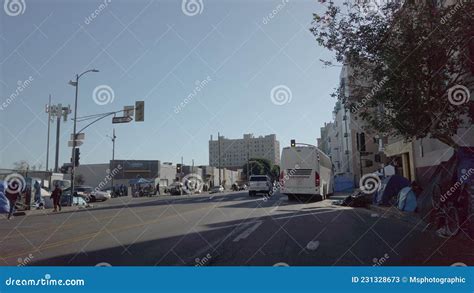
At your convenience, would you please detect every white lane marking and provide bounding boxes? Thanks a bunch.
[272,209,343,221]
[233,221,262,242]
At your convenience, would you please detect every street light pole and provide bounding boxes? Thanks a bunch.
[110,128,116,189]
[69,69,99,198]
[45,95,52,172]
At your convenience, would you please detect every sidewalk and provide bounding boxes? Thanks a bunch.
[8,204,94,218]
[368,204,425,227]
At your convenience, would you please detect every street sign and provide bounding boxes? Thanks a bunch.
[112,116,133,124]
[68,140,84,147]
[70,133,85,140]
[124,106,134,117]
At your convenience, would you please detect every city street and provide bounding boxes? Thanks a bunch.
[1,192,471,266]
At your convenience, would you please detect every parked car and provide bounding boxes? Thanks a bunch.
[210,185,224,194]
[168,182,184,195]
[63,186,110,202]
[248,175,273,196]
[90,189,111,201]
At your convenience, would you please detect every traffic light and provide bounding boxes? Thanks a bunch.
[135,101,144,122]
[176,164,182,174]
[74,148,80,167]
[290,139,296,147]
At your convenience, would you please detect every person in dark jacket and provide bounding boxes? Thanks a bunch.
[51,185,62,212]
[5,188,18,220]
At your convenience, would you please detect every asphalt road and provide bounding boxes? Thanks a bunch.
[0,191,472,266]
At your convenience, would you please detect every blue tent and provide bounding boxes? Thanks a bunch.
[375,175,410,206]
[397,186,417,212]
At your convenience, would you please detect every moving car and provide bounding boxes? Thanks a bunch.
[248,175,272,196]
[280,142,334,201]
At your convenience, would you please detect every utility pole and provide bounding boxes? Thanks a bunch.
[109,128,116,189]
[51,104,71,173]
[45,95,52,172]
[218,132,221,186]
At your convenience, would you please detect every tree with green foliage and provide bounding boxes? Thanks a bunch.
[241,158,275,179]
[310,0,474,148]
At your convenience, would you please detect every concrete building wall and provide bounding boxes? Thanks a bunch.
[75,163,109,190]
[158,163,178,187]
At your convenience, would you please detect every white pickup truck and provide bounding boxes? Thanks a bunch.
[248,175,273,196]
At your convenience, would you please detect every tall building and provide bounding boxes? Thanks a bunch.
[209,134,280,169]
[319,64,387,186]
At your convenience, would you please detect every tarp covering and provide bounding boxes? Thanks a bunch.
[375,175,410,206]
[0,183,10,214]
[334,175,354,192]
[397,186,417,212]
[128,178,154,185]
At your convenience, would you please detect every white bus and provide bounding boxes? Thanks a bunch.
[279,142,334,201]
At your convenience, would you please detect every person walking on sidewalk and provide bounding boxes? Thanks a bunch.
[34,180,42,209]
[51,184,62,212]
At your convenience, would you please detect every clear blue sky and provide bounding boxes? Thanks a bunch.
[0,0,341,169]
